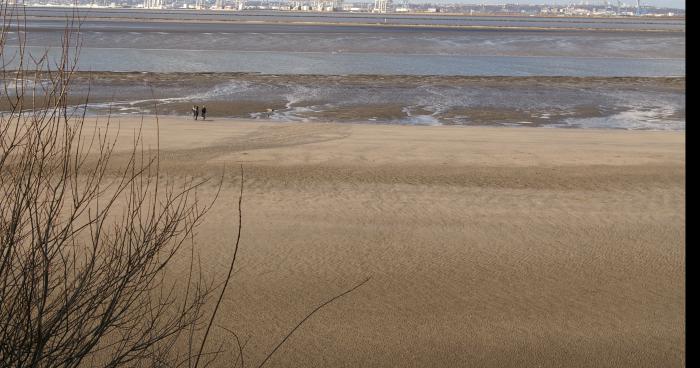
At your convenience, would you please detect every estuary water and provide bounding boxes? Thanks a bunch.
[4,12,686,77]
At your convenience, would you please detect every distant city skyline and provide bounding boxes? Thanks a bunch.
[405,1,685,9]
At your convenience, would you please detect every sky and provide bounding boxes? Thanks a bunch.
[414,1,685,8]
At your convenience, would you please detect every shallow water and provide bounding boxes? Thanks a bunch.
[4,14,686,77]
[49,74,683,130]
[2,45,684,77]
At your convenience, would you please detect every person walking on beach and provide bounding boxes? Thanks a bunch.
[192,105,199,120]
[201,106,207,120]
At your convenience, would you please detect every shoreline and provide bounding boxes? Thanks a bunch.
[20,7,687,20]
[28,74,684,131]
[15,7,685,33]
[19,16,686,33]
[97,114,688,132]
[103,116,686,161]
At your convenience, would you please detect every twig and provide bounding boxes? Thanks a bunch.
[193,165,244,368]
[256,276,372,368]
[217,324,248,368]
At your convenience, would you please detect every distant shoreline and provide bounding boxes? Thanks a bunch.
[20,6,688,20]
[11,6,685,33]
[18,15,685,33]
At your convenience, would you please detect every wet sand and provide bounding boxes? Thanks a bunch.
[11,73,683,129]
[97,116,684,367]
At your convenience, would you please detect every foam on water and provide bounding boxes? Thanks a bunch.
[566,107,684,130]
[19,72,681,131]
[400,114,442,126]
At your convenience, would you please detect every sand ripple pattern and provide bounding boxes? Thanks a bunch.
[102,119,684,367]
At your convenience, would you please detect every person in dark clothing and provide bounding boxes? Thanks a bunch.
[201,106,207,120]
[192,105,199,120]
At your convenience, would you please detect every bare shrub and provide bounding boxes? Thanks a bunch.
[0,4,370,367]
[0,5,221,367]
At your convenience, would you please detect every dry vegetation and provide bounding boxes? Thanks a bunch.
[0,5,224,366]
[0,4,368,367]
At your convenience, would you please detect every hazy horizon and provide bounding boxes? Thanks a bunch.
[405,1,685,9]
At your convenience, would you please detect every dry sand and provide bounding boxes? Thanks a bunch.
[99,116,684,367]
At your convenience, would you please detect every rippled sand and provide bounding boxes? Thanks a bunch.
[96,116,684,368]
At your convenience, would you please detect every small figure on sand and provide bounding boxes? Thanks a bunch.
[192,105,199,120]
[201,106,207,120]
[265,108,276,118]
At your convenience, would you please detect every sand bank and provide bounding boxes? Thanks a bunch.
[99,116,684,367]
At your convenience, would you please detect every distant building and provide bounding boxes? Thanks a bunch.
[372,0,388,13]
[143,0,162,8]
[287,0,342,11]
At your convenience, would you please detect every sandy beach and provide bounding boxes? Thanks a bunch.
[96,116,684,367]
